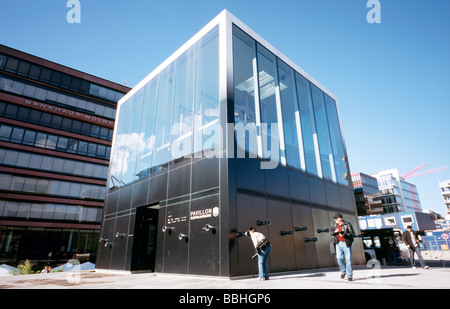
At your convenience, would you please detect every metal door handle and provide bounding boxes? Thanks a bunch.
[317,228,329,233]
[256,219,271,226]
[295,226,307,232]
[304,237,318,242]
[280,230,294,236]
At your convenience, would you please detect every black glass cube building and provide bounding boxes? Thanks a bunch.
[96,10,365,277]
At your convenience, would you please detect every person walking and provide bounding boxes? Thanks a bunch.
[331,213,355,281]
[247,227,272,281]
[403,225,429,269]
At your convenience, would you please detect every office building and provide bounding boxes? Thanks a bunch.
[439,180,450,214]
[351,172,382,216]
[0,45,130,262]
[371,168,422,213]
[96,10,364,277]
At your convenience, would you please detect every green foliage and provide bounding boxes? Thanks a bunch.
[14,259,36,275]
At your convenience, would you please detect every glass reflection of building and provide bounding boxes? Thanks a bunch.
[351,172,382,216]
[97,10,364,277]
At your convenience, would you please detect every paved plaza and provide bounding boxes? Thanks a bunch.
[1,261,449,290]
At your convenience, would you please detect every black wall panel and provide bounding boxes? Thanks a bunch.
[308,177,327,206]
[266,198,296,272]
[325,182,341,209]
[96,218,115,269]
[340,187,355,212]
[147,173,168,205]
[264,167,289,197]
[117,186,132,212]
[291,203,318,269]
[191,158,219,193]
[161,202,189,274]
[235,192,268,276]
[312,208,337,268]
[104,191,119,215]
[131,178,149,208]
[288,170,310,202]
[235,158,265,192]
[110,214,130,270]
[167,165,191,199]
[188,195,220,276]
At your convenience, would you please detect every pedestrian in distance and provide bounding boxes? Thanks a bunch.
[40,265,52,274]
[247,227,272,281]
[403,225,429,269]
[331,213,355,281]
[385,235,399,265]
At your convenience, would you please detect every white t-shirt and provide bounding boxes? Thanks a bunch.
[250,232,266,248]
[410,231,417,247]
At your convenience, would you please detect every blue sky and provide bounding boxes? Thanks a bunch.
[1,0,449,215]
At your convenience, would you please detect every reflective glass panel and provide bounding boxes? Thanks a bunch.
[194,26,220,157]
[152,64,175,169]
[278,60,305,171]
[136,81,157,180]
[324,94,349,185]
[233,26,258,157]
[295,73,320,177]
[257,43,286,166]
[171,48,195,160]
[311,84,335,182]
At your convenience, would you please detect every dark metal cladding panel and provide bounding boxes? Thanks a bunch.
[162,202,189,274]
[110,214,130,270]
[104,191,119,215]
[96,218,115,269]
[312,208,337,268]
[235,192,268,276]
[235,157,265,192]
[117,186,133,212]
[308,177,327,206]
[266,198,296,272]
[132,178,150,208]
[188,194,220,276]
[288,171,310,202]
[191,158,220,193]
[340,187,356,212]
[291,203,318,269]
[264,166,289,197]
[147,173,168,206]
[325,182,342,209]
[167,164,191,199]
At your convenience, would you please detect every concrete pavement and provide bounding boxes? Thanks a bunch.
[0,262,449,289]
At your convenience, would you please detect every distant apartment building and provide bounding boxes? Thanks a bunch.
[0,45,130,262]
[371,168,422,213]
[439,180,450,214]
[351,172,382,216]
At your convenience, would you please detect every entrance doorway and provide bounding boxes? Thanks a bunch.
[131,205,159,271]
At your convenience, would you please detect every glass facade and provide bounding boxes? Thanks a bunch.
[232,25,349,184]
[98,11,362,277]
[109,26,219,188]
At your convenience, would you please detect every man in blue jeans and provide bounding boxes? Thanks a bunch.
[331,213,355,281]
[403,225,429,269]
[248,227,272,281]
